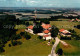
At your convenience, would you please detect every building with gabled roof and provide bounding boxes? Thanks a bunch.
[41,23,51,30]
[59,29,71,37]
[43,30,49,34]
[26,25,33,34]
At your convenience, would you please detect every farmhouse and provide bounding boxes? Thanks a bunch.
[76,18,80,22]
[41,23,51,30]
[26,25,33,33]
[59,29,71,37]
[69,18,80,22]
[25,23,52,40]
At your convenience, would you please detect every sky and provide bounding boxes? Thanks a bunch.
[0,0,80,8]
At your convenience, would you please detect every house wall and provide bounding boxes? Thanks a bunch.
[43,36,52,40]
[28,28,33,33]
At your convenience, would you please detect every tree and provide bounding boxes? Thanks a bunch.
[37,36,42,39]
[51,27,59,39]
[25,35,31,40]
[0,47,5,53]
[69,29,76,34]
[25,22,29,26]
[33,25,43,34]
[57,48,63,55]
[16,34,22,39]
[20,32,25,36]
[40,19,50,24]
[77,25,80,29]
[8,44,11,47]
[11,40,22,46]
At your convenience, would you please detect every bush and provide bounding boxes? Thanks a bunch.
[0,46,5,53]
[25,22,29,26]
[77,25,80,29]
[20,32,25,36]
[60,36,71,40]
[11,41,17,46]
[57,48,63,55]
[52,42,54,44]
[16,34,22,39]
[12,34,22,40]
[8,44,11,47]
[25,35,31,40]
[69,29,76,34]
[72,34,80,40]
[37,36,42,39]
[11,41,22,46]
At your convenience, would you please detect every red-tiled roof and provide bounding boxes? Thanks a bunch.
[76,18,79,20]
[43,30,49,34]
[43,35,49,37]
[27,25,33,29]
[41,24,51,29]
[62,30,70,34]
[59,29,65,32]
[59,29,70,34]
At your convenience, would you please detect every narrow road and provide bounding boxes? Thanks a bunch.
[48,37,60,56]
[49,37,68,56]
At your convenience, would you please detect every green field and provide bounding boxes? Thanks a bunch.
[50,21,80,35]
[1,21,80,56]
[1,30,52,56]
[51,21,80,56]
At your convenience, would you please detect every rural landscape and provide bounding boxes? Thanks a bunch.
[0,0,80,56]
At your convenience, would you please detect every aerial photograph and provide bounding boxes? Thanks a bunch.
[0,0,80,56]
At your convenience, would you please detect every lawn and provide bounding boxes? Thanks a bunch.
[1,29,52,56]
[59,40,80,56]
[50,21,80,35]
[15,25,26,29]
[50,21,80,56]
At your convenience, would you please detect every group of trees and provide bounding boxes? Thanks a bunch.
[33,25,43,34]
[20,32,31,40]
[57,48,63,55]
[69,29,80,40]
[40,19,50,24]
[60,36,71,40]
[33,19,50,34]
[50,15,80,21]
[51,25,59,39]
[0,14,26,53]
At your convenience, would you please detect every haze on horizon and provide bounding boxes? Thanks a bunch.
[0,0,80,8]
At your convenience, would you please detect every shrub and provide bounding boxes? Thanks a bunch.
[60,36,71,40]
[16,34,22,39]
[57,48,63,55]
[37,36,42,39]
[25,35,31,40]
[0,46,5,53]
[20,32,25,36]
[11,41,17,46]
[52,42,54,44]
[8,44,11,47]
[11,40,22,46]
